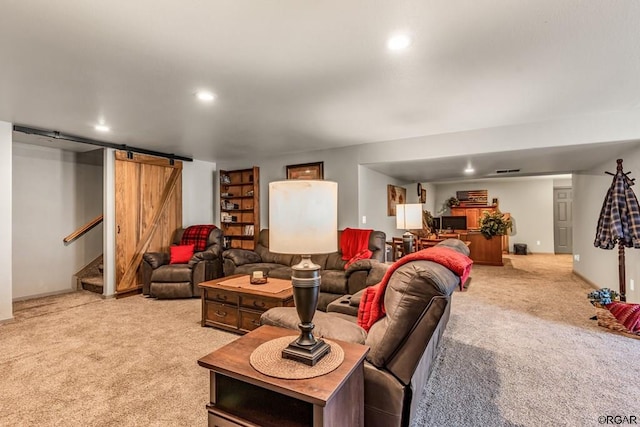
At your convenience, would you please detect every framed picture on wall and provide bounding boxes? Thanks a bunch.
[420,188,426,203]
[286,162,324,180]
[387,184,406,216]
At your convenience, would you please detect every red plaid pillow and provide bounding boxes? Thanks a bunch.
[170,244,194,264]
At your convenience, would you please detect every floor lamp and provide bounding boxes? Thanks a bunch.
[269,180,338,365]
[396,203,423,255]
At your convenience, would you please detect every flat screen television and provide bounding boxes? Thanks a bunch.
[440,215,467,231]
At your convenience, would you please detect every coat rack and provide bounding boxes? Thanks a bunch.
[594,159,640,302]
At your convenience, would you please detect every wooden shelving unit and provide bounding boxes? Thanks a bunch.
[219,166,259,250]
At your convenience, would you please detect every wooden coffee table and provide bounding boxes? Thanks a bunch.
[198,325,369,426]
[199,274,295,334]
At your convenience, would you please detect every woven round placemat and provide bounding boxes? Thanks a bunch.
[250,336,344,379]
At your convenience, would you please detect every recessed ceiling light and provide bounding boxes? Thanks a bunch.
[387,34,412,51]
[196,91,216,102]
[94,124,110,132]
[464,167,475,174]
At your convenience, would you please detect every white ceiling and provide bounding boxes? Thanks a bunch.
[3,1,640,181]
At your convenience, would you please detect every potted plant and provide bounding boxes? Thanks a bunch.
[479,210,513,239]
[446,197,460,208]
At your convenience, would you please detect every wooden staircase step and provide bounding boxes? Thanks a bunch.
[81,275,103,294]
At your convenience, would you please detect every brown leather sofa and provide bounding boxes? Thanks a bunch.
[222,229,387,311]
[260,238,470,427]
[141,227,224,298]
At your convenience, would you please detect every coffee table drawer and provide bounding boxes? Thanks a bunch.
[240,295,283,311]
[206,288,239,305]
[205,302,238,329]
[239,309,263,332]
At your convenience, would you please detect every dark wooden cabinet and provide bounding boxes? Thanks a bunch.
[220,166,260,250]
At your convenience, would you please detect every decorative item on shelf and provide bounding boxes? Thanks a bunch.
[492,197,499,206]
[246,189,254,197]
[422,210,435,234]
[269,179,337,366]
[221,200,237,210]
[223,236,232,250]
[221,212,235,223]
[243,225,254,236]
[286,161,324,180]
[220,174,231,184]
[396,204,423,254]
[221,192,233,197]
[479,209,513,239]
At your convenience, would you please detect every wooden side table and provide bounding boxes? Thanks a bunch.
[198,325,369,427]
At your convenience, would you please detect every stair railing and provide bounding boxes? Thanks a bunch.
[63,214,104,244]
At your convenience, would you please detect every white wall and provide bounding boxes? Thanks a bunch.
[182,159,217,225]
[12,143,103,299]
[0,122,13,320]
[573,149,640,303]
[433,178,556,253]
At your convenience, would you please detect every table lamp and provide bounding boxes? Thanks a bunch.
[396,203,422,254]
[269,180,338,365]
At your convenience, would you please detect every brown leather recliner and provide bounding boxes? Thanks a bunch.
[141,227,224,299]
[260,238,470,427]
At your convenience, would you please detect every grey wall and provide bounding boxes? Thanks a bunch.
[358,165,409,239]
[12,143,103,299]
[0,121,12,320]
[219,146,360,231]
[433,178,558,253]
[183,159,217,225]
[573,147,640,303]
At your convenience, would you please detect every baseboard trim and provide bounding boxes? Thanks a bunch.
[12,288,77,302]
[0,316,15,325]
[572,270,600,290]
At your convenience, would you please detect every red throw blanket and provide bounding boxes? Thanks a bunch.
[180,225,217,251]
[606,302,640,334]
[357,246,473,332]
[341,228,373,260]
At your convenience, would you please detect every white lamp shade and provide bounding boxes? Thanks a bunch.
[269,180,338,254]
[396,204,422,229]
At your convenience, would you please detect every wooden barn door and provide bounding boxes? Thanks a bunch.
[114,151,182,296]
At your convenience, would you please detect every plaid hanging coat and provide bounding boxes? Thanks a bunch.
[594,171,640,249]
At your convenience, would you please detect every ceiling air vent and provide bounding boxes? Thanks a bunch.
[496,169,521,174]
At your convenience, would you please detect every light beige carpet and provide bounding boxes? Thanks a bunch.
[413,254,640,426]
[1,254,639,426]
[1,292,236,426]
